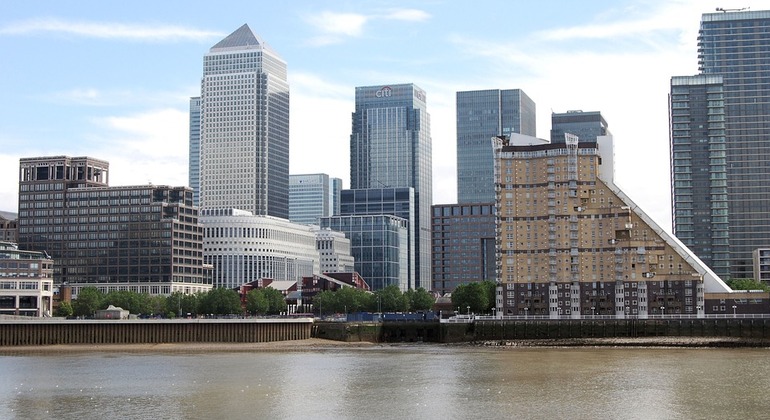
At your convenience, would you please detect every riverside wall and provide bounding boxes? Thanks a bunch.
[0,318,313,346]
[314,318,770,344]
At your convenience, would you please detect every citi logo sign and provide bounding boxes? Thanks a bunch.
[375,86,392,98]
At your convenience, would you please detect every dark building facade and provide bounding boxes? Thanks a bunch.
[431,203,496,295]
[671,10,770,280]
[550,110,609,143]
[669,75,729,280]
[17,156,211,296]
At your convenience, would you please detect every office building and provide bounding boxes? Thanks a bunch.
[669,75,729,280]
[321,214,409,291]
[0,211,17,243]
[350,83,431,289]
[188,96,201,206]
[197,24,290,218]
[201,208,320,290]
[670,10,770,280]
[17,156,211,296]
[431,203,496,295]
[456,89,536,204]
[289,174,342,225]
[493,133,730,318]
[550,110,609,143]
[313,228,355,273]
[339,187,416,289]
[0,241,54,317]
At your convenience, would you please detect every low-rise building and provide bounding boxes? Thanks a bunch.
[0,241,53,317]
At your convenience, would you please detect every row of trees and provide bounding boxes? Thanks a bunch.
[312,285,434,315]
[450,280,496,314]
[58,287,290,318]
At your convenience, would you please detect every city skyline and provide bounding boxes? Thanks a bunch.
[1,0,768,233]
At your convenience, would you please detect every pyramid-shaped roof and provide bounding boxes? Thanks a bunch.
[209,24,280,57]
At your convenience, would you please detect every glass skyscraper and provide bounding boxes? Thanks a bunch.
[670,75,729,279]
[188,96,201,206]
[289,173,342,225]
[550,110,609,143]
[456,89,536,204]
[671,10,770,280]
[197,24,290,218]
[350,84,432,290]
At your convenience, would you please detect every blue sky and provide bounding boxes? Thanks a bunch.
[1,0,765,230]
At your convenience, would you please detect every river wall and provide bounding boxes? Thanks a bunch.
[314,319,770,344]
[0,319,312,346]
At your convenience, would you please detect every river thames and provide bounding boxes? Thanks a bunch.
[1,342,769,419]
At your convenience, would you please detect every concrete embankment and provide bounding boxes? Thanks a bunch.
[314,318,770,346]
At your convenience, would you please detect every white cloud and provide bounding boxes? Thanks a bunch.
[381,9,432,22]
[303,8,430,45]
[0,18,223,42]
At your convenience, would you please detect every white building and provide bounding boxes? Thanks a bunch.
[0,241,54,317]
[313,228,355,273]
[197,24,290,219]
[201,209,319,290]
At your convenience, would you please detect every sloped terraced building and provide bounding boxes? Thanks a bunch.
[493,133,731,319]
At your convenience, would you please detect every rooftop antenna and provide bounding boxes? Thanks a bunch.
[716,7,749,12]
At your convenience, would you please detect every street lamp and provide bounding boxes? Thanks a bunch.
[591,306,595,317]
[467,305,470,315]
[492,307,497,318]
[660,306,665,317]
[524,307,529,319]
[732,305,737,316]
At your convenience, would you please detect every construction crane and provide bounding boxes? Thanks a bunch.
[716,7,749,12]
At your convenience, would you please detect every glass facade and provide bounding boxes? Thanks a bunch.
[340,188,416,289]
[671,10,770,280]
[198,24,290,218]
[669,75,730,279]
[456,89,536,204]
[550,110,609,143]
[289,174,342,225]
[320,215,409,291]
[188,97,201,206]
[350,84,431,290]
[431,203,496,295]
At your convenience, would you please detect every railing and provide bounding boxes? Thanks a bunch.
[462,313,770,322]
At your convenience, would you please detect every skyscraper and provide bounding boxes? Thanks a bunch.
[550,110,609,143]
[456,89,535,204]
[670,10,770,280]
[198,24,290,218]
[289,174,342,225]
[350,84,432,290]
[669,75,729,279]
[188,96,201,206]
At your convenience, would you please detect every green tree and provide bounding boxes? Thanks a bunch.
[451,282,489,314]
[199,288,243,315]
[727,278,769,292]
[103,290,147,315]
[146,294,167,317]
[73,287,105,317]
[405,287,435,311]
[375,285,409,312]
[245,289,269,315]
[55,301,74,318]
[313,290,335,316]
[262,287,287,315]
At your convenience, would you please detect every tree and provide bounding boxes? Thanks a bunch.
[103,290,148,315]
[405,287,435,311]
[313,290,335,316]
[199,288,242,315]
[55,301,74,318]
[245,289,269,315]
[73,287,104,317]
[727,278,769,292]
[451,282,490,314]
[375,285,409,312]
[262,287,287,315]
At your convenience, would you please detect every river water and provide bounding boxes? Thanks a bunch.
[1,344,769,419]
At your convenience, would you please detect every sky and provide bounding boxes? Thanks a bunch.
[1,0,766,232]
